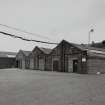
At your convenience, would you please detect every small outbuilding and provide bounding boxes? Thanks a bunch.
[16,50,31,69]
[32,46,52,71]
[0,51,16,69]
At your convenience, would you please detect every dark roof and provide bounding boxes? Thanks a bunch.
[0,51,17,58]
[28,52,34,57]
[20,50,31,56]
[72,42,105,58]
[87,51,105,58]
[38,47,52,54]
[58,40,87,51]
[71,43,86,51]
[91,41,105,48]
[32,46,52,54]
[70,41,105,52]
[57,40,105,58]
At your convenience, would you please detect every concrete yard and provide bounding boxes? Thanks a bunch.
[0,69,105,105]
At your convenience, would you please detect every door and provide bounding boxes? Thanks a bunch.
[16,60,19,68]
[19,60,22,69]
[73,60,78,73]
[53,60,59,71]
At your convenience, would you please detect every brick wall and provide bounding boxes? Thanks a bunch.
[45,56,52,71]
[87,58,105,74]
[50,40,84,73]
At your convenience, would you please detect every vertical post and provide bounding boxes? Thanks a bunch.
[61,41,65,72]
[88,29,94,50]
[88,31,91,47]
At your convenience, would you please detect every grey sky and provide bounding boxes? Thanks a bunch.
[0,0,105,52]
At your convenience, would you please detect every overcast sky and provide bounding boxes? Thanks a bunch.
[0,0,105,52]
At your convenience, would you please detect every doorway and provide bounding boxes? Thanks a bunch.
[53,60,59,71]
[73,60,78,73]
[16,60,19,68]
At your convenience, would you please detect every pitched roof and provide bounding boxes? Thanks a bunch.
[71,43,86,51]
[69,41,105,52]
[20,50,31,56]
[58,40,105,58]
[0,51,17,58]
[38,47,52,54]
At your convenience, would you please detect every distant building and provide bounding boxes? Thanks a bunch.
[16,50,31,69]
[0,51,16,69]
[49,40,105,74]
[31,46,52,71]
[16,40,105,74]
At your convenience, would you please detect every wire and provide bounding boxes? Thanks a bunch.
[0,31,58,44]
[0,23,54,41]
